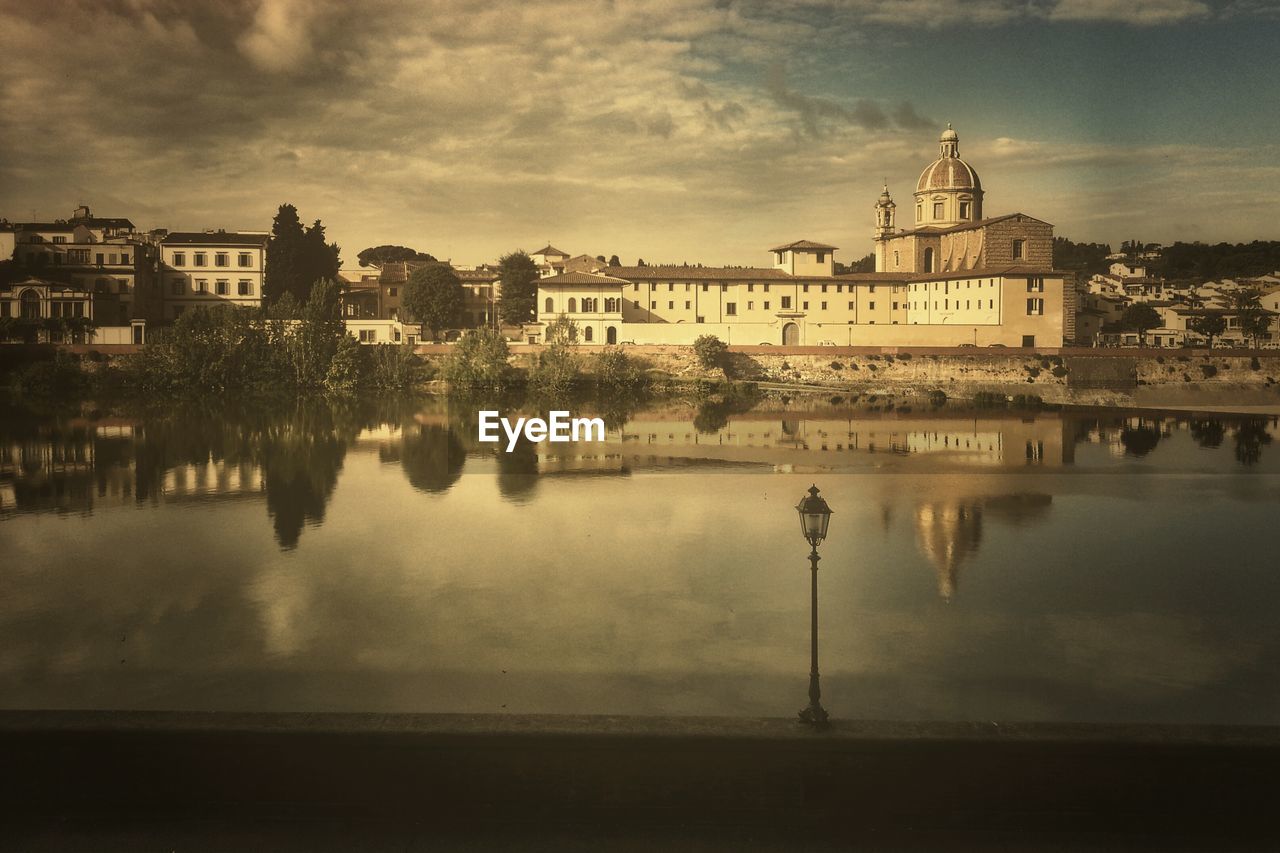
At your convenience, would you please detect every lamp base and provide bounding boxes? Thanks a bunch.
[798,704,830,726]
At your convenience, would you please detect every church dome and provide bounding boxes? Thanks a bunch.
[916,123,981,193]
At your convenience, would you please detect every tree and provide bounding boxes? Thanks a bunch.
[1188,314,1227,348]
[497,250,539,326]
[693,334,728,370]
[595,255,606,263]
[403,264,463,340]
[264,204,341,305]
[1053,237,1112,276]
[1232,289,1272,348]
[636,258,647,267]
[441,328,514,389]
[608,255,621,267]
[357,245,438,266]
[1120,303,1162,345]
[544,313,578,345]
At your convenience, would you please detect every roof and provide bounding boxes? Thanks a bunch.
[917,156,981,192]
[1175,307,1278,316]
[161,231,268,246]
[456,269,500,281]
[533,245,568,257]
[74,217,134,229]
[540,271,634,286]
[0,276,91,294]
[899,265,1068,284]
[606,265,795,281]
[833,272,915,282]
[14,223,79,233]
[770,240,839,252]
[889,212,1051,239]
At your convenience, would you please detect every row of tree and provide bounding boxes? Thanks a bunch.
[1118,289,1272,347]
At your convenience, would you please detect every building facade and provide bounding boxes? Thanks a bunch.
[157,231,268,319]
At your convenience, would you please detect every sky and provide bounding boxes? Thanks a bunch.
[1,0,1278,268]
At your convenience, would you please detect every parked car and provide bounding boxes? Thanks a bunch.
[444,329,462,342]
[757,342,773,346]
[958,343,977,348]
[987,343,1007,348]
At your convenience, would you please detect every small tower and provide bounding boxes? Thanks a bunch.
[873,184,897,272]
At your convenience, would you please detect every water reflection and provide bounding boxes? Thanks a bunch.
[911,494,1054,601]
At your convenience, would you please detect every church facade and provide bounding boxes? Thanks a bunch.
[534,126,1072,347]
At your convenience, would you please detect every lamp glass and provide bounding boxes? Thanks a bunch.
[796,485,833,546]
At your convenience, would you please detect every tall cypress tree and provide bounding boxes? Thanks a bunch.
[264,204,341,305]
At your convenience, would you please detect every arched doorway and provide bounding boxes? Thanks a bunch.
[606,326,617,345]
[782,322,799,346]
[20,290,41,319]
[923,247,934,273]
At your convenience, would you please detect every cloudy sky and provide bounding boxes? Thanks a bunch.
[2,0,1278,267]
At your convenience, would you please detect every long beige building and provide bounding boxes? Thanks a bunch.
[534,126,1071,347]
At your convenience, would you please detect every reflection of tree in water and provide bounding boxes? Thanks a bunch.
[1234,419,1273,466]
[401,423,465,494]
[260,403,350,550]
[1189,419,1226,449]
[496,435,539,503]
[1119,422,1162,457]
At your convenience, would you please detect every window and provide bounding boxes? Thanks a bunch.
[238,280,251,296]
[1026,298,1044,315]
[668,301,674,309]
[170,278,184,295]
[763,284,769,292]
[52,236,67,244]
[960,202,970,219]
[933,202,944,218]
[194,253,206,266]
[747,284,754,292]
[121,253,130,264]
[1027,277,1044,292]
[803,285,809,292]
[696,315,705,323]
[173,252,185,266]
[821,284,828,293]
[68,249,90,263]
[216,280,228,295]
[650,301,656,309]
[583,298,598,312]
[1013,239,1025,260]
[893,251,899,265]
[893,302,899,310]
[721,284,727,292]
[216,253,229,267]
[545,297,554,313]
[747,301,754,310]
[568,298,577,312]
[0,302,8,318]
[725,302,737,316]
[869,301,876,310]
[775,251,784,264]
[764,301,770,310]
[118,279,128,293]
[802,301,809,310]
[239,253,252,267]
[584,327,593,342]
[781,296,791,309]
[817,252,825,263]
[195,279,207,293]
[916,205,922,221]
[389,287,398,297]
[96,253,104,265]
[359,329,377,342]
[869,285,876,293]
[820,302,827,310]
[848,301,854,310]
[668,283,674,291]
[685,300,691,309]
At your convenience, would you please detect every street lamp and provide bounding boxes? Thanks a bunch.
[796,484,833,726]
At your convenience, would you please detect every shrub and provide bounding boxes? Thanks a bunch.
[1200,364,1218,379]
[830,361,844,371]
[928,389,947,406]
[898,352,912,360]
[1156,355,1166,364]
[1250,357,1262,371]
[365,343,426,390]
[441,328,514,390]
[323,335,364,394]
[829,395,844,405]
[593,347,647,391]
[10,352,92,398]
[693,335,729,370]
[1051,365,1069,378]
[528,342,582,398]
[1026,366,1041,378]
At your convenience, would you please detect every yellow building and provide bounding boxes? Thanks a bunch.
[534,126,1070,348]
[158,231,268,319]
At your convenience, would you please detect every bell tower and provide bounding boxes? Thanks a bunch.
[873,184,897,272]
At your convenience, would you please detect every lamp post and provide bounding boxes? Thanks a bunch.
[796,484,833,726]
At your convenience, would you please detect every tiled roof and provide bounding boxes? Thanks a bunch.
[161,231,268,246]
[900,265,1066,283]
[833,272,915,281]
[769,239,839,252]
[540,271,633,285]
[456,269,500,281]
[533,245,567,257]
[606,265,794,281]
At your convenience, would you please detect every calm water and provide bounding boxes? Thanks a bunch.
[2,395,1278,725]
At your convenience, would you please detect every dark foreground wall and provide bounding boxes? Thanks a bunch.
[3,712,1278,835]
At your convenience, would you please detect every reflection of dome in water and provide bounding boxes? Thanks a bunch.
[913,502,983,601]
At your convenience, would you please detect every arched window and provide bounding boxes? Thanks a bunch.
[567,298,577,313]
[20,290,41,319]
[923,248,935,273]
[584,327,593,342]
[607,326,617,344]
[544,297,553,314]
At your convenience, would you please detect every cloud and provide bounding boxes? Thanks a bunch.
[237,0,320,72]
[1046,0,1212,24]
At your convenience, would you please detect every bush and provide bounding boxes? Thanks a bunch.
[528,343,582,398]
[1051,365,1069,378]
[830,361,844,370]
[441,328,515,390]
[10,352,92,398]
[1026,366,1041,378]
[593,348,647,391]
[1200,364,1218,379]
[928,389,947,406]
[323,335,364,394]
[693,335,728,370]
[365,343,426,390]
[898,352,912,360]
[1250,357,1262,371]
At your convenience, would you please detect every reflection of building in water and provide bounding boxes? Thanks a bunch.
[914,502,983,601]
[562,411,1076,469]
[161,460,264,501]
[0,423,137,514]
[911,493,1053,601]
